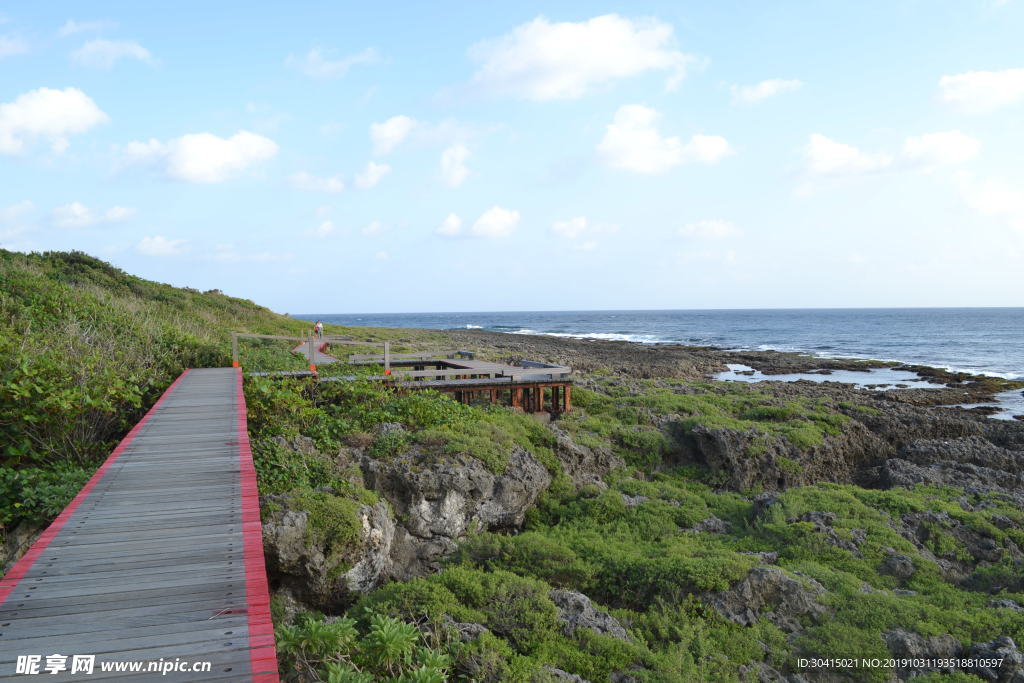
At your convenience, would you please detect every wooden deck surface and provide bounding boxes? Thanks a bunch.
[0,368,278,681]
[291,339,339,366]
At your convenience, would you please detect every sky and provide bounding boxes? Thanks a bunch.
[2,1,1023,313]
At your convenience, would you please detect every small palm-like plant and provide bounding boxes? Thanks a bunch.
[362,613,419,676]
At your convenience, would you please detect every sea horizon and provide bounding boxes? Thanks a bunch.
[297,307,1024,381]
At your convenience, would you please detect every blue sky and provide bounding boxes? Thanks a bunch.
[2,1,1023,312]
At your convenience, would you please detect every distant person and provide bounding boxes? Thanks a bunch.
[314,320,324,339]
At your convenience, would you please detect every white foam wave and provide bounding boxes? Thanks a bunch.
[464,324,483,329]
[510,328,664,344]
[941,366,1021,380]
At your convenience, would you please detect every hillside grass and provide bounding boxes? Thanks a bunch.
[1,250,331,530]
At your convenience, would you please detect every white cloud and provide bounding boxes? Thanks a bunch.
[71,39,155,68]
[552,216,587,238]
[678,219,740,239]
[0,36,28,58]
[291,171,345,193]
[437,213,462,237]
[308,220,337,238]
[805,131,980,176]
[362,220,384,235]
[374,250,390,261]
[370,115,417,155]
[0,87,109,155]
[119,131,278,183]
[440,144,470,188]
[685,135,733,163]
[287,47,378,78]
[58,19,115,37]
[958,173,1024,232]
[137,236,186,256]
[355,161,391,189]
[901,131,980,167]
[471,206,520,238]
[52,202,135,228]
[939,68,1024,113]
[805,134,892,175]
[730,78,802,104]
[467,14,692,100]
[209,243,294,263]
[573,240,597,252]
[598,105,732,173]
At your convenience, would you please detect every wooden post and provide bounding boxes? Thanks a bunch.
[537,386,544,412]
[563,385,571,412]
[551,385,560,413]
[512,388,522,409]
[231,332,239,367]
[384,341,391,374]
[490,389,498,404]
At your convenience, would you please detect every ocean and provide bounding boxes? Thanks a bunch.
[302,308,1023,381]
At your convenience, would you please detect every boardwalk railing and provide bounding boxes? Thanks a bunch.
[231,332,392,372]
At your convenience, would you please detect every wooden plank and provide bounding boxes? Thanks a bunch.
[0,368,278,682]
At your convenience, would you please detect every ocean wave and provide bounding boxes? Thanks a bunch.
[941,367,1022,380]
[510,328,664,344]
[464,324,483,329]
[500,327,1020,379]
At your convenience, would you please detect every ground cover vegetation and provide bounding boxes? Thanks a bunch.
[4,251,1021,681]
[250,370,1024,681]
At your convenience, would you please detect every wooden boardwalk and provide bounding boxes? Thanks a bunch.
[291,339,340,366]
[0,368,278,681]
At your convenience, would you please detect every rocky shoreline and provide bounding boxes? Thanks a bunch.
[257,327,1024,681]
[446,328,1024,413]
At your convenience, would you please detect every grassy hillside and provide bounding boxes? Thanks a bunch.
[0,249,313,529]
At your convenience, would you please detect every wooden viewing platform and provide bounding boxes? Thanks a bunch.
[0,368,278,681]
[257,342,576,414]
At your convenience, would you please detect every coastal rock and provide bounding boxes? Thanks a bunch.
[550,424,624,489]
[883,629,961,679]
[704,567,830,633]
[880,552,916,581]
[361,445,552,580]
[0,521,45,574]
[692,515,732,534]
[963,636,1024,682]
[892,510,1012,584]
[550,589,631,641]
[737,663,811,683]
[420,615,490,643]
[261,496,395,611]
[620,493,649,508]
[543,667,590,682]
[685,420,885,492]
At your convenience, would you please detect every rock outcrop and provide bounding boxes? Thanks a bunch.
[704,567,830,633]
[550,590,631,641]
[261,433,554,609]
[262,497,395,611]
[685,421,886,492]
[362,445,552,580]
[550,424,623,488]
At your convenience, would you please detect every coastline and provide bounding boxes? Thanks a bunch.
[440,326,1024,410]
